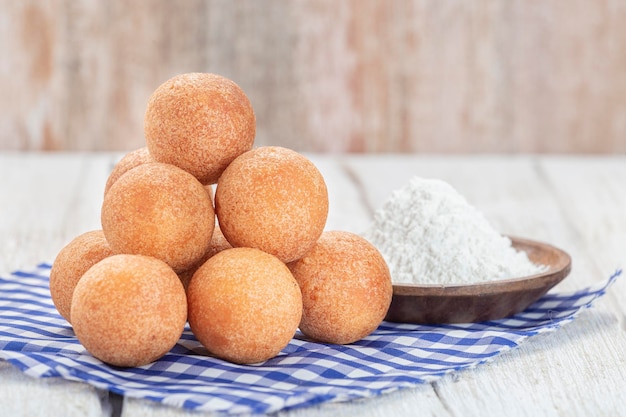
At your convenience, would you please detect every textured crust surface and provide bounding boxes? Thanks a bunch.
[288,231,393,344]
[215,146,329,263]
[104,147,155,196]
[187,247,302,364]
[49,230,114,323]
[144,73,256,185]
[101,162,215,272]
[70,254,188,367]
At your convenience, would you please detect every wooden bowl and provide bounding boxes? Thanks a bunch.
[384,237,572,324]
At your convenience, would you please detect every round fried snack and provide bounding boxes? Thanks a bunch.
[187,248,302,364]
[71,254,187,367]
[49,230,114,323]
[288,231,392,345]
[215,146,328,263]
[104,147,154,196]
[101,162,215,272]
[144,73,256,185]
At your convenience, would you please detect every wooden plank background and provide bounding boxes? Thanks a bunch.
[2,0,626,153]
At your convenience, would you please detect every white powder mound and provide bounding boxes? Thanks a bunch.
[364,177,545,285]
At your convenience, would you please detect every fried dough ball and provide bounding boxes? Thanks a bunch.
[101,163,215,272]
[49,230,114,323]
[104,147,154,196]
[187,248,302,364]
[288,231,392,344]
[215,146,328,263]
[144,73,256,185]
[71,254,187,367]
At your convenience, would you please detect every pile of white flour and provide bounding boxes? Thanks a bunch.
[364,177,545,285]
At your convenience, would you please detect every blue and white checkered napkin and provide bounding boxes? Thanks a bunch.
[0,264,620,415]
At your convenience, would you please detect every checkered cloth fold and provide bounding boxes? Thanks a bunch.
[0,264,620,415]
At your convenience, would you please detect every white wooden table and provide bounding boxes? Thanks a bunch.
[1,152,625,416]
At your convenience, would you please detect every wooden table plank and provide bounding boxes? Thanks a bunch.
[538,157,626,319]
[0,361,104,417]
[0,152,118,416]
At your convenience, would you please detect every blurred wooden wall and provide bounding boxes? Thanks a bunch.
[2,0,626,153]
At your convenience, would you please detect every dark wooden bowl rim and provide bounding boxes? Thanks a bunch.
[385,236,572,324]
